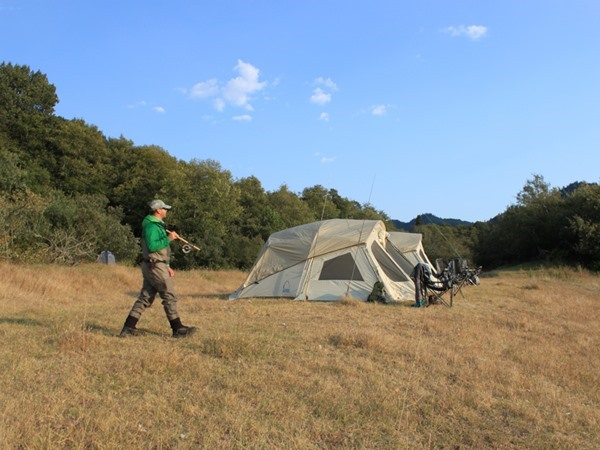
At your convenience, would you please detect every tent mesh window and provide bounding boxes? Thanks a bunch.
[319,253,364,281]
[371,242,410,282]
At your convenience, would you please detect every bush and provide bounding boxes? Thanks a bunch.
[0,191,138,265]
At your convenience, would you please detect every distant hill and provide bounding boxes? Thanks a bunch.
[392,213,473,231]
[392,181,600,230]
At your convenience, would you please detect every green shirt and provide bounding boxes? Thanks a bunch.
[141,215,171,253]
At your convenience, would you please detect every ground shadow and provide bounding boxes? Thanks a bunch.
[0,317,46,327]
[186,293,231,300]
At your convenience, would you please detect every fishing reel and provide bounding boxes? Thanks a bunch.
[177,236,201,254]
[168,229,201,254]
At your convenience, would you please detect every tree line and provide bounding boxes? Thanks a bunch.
[1,63,598,271]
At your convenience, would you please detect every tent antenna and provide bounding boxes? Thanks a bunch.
[358,174,377,241]
[301,191,331,300]
[320,193,330,221]
[346,174,376,297]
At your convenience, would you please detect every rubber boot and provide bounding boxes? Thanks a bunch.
[169,318,197,338]
[119,315,140,337]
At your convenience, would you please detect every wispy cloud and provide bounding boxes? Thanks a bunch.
[188,60,266,115]
[371,105,387,116]
[191,79,219,98]
[233,114,252,122]
[128,100,165,113]
[443,25,488,41]
[319,112,330,122]
[315,151,336,164]
[213,98,226,112]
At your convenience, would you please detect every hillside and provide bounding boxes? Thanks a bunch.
[1,263,598,449]
[392,213,474,231]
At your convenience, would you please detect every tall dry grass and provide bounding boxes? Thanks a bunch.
[0,263,598,449]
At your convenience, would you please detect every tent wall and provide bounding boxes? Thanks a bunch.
[386,232,433,276]
[297,246,380,301]
[232,262,305,299]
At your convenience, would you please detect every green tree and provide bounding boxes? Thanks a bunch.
[474,175,571,268]
[327,188,360,218]
[354,203,387,220]
[226,176,283,268]
[415,224,474,266]
[164,159,241,269]
[0,63,60,193]
[511,175,564,260]
[0,62,58,143]
[235,176,282,240]
[268,185,315,229]
[563,183,600,269]
[107,142,181,233]
[301,185,340,220]
[46,118,111,195]
[0,133,26,192]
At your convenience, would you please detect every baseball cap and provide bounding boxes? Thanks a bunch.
[149,199,172,211]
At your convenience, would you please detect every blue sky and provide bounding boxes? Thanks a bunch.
[2,0,599,222]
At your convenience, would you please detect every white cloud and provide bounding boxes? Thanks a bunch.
[233,114,252,122]
[315,77,338,91]
[153,106,166,113]
[222,60,266,110]
[310,88,331,105]
[371,105,387,116]
[189,60,266,112]
[443,25,488,41]
[319,112,329,121]
[310,77,338,106]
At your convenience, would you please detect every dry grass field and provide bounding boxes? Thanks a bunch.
[1,262,598,449]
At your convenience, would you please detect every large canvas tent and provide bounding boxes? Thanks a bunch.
[230,219,433,302]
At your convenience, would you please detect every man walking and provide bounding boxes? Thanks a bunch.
[120,199,196,338]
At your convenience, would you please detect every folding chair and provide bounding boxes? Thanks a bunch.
[427,259,481,307]
[412,262,454,307]
[424,275,455,307]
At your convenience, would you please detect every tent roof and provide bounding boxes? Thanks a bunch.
[245,219,386,285]
[267,219,384,258]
